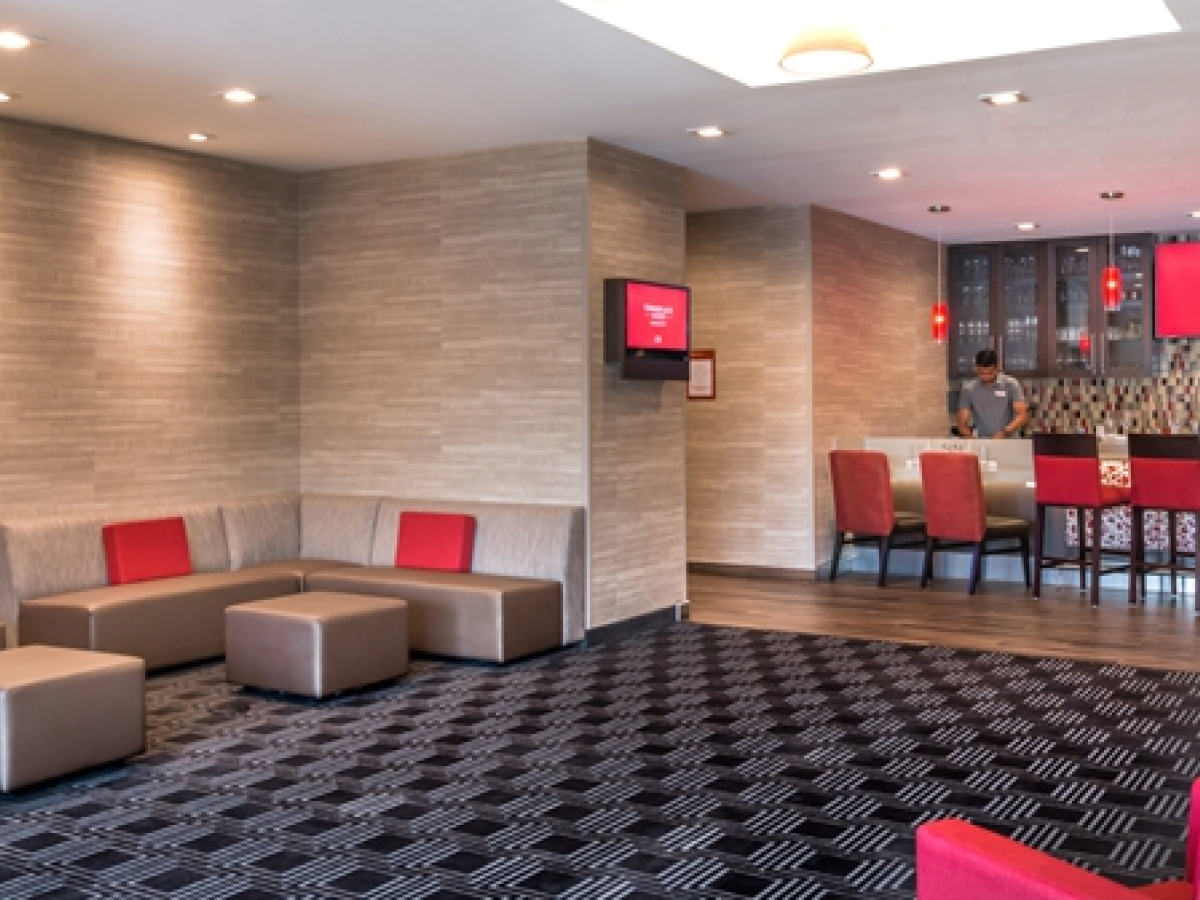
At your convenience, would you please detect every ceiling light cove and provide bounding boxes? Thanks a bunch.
[217,88,262,103]
[0,30,44,51]
[872,167,905,181]
[979,91,1028,106]
[687,125,726,138]
[555,0,1179,88]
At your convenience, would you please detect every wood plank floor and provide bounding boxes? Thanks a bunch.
[688,571,1200,672]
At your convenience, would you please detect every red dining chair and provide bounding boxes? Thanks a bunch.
[829,450,925,586]
[917,779,1199,900]
[1032,433,1131,607]
[918,452,1031,594]
[1128,433,1200,605]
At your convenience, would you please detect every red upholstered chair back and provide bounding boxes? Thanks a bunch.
[829,450,896,536]
[1129,433,1200,511]
[1032,432,1104,507]
[919,453,986,541]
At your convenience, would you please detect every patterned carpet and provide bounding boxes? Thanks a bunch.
[0,623,1196,899]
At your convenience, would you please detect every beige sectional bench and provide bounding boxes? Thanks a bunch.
[0,494,585,669]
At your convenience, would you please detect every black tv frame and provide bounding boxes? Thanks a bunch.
[603,278,691,381]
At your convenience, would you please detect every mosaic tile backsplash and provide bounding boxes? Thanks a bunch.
[1017,340,1200,433]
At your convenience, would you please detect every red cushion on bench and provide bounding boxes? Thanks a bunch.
[102,516,193,585]
[395,511,476,572]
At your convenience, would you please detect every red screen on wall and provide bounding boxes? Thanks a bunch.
[1156,243,1200,338]
[625,282,689,351]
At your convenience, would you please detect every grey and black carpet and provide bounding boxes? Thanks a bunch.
[0,623,1195,899]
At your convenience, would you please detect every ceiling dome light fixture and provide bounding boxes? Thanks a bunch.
[0,91,19,102]
[779,27,872,77]
[217,88,261,103]
[0,30,44,51]
[872,167,905,181]
[686,125,726,139]
[1014,222,1039,231]
[188,132,215,142]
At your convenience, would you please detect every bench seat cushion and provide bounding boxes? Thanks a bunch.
[306,567,562,663]
[238,559,361,590]
[19,570,299,670]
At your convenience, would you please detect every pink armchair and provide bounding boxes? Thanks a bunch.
[917,781,1199,900]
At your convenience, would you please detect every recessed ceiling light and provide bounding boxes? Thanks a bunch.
[1014,222,1039,231]
[216,88,262,103]
[928,204,951,214]
[872,167,905,180]
[0,31,44,51]
[188,132,215,143]
[687,125,726,138]
[1100,190,1124,200]
[979,91,1028,105]
[0,91,19,102]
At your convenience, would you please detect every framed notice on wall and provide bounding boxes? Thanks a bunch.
[688,349,716,400]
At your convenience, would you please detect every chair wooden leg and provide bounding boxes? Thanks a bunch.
[1090,516,1102,607]
[1078,507,1088,592]
[1129,506,1142,606]
[830,531,844,582]
[920,537,934,588]
[1033,504,1045,598]
[878,534,892,588]
[968,542,983,595]
[1019,531,1031,589]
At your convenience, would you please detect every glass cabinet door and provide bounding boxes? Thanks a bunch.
[999,244,1041,376]
[949,247,994,379]
[1050,241,1098,375]
[1101,234,1153,377]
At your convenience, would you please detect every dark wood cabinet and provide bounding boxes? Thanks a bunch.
[949,234,1153,380]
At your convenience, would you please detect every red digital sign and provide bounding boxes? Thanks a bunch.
[1156,243,1200,338]
[625,282,689,351]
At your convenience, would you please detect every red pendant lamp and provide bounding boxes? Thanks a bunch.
[930,205,950,343]
[1101,191,1123,312]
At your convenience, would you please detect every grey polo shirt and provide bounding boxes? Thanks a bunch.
[959,372,1024,438]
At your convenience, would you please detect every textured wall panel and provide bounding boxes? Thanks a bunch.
[299,143,588,503]
[811,206,948,564]
[587,141,687,628]
[686,208,815,570]
[0,118,300,518]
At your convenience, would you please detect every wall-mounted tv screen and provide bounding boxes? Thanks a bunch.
[1155,242,1200,338]
[604,278,691,381]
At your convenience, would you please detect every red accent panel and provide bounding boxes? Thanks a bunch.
[1156,243,1200,338]
[920,453,986,541]
[917,819,1173,900]
[1131,459,1200,511]
[102,516,193,586]
[1034,456,1105,507]
[395,511,477,572]
[829,450,896,536]
[625,282,689,351]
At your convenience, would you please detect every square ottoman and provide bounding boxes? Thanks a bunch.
[0,645,145,792]
[226,592,408,698]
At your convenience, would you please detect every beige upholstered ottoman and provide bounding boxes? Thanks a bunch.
[0,645,145,792]
[225,592,408,698]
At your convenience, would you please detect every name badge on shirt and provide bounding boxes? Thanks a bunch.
[994,389,1006,397]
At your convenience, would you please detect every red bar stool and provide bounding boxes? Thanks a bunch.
[1127,433,1200,605]
[918,452,1031,594]
[1032,433,1131,607]
[829,450,925,586]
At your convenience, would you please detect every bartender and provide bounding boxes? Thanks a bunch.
[957,349,1029,439]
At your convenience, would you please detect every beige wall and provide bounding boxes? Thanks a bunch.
[587,141,688,627]
[299,142,589,503]
[0,118,300,518]
[686,207,816,569]
[811,205,948,564]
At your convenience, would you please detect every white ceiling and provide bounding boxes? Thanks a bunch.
[1,0,1199,243]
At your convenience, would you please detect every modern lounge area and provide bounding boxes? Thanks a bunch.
[2,2,1200,898]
